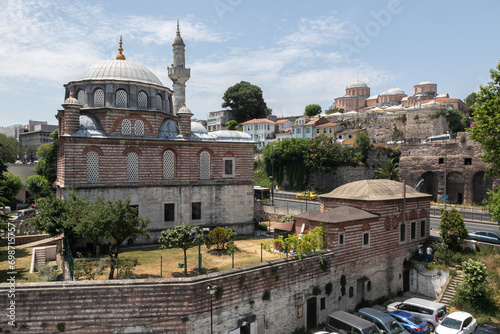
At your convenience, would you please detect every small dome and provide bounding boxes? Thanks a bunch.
[74,60,163,86]
[380,87,405,96]
[64,96,80,105]
[178,104,193,115]
[416,80,435,86]
[347,79,368,89]
[191,122,207,134]
[322,180,430,201]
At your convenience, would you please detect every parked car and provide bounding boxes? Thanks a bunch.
[296,191,318,200]
[8,208,36,222]
[467,231,500,245]
[386,298,447,332]
[326,310,382,334]
[385,310,430,334]
[435,311,476,334]
[357,307,410,334]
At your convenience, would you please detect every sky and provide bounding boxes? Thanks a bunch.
[1,0,499,126]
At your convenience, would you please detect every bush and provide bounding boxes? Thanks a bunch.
[258,223,268,231]
[206,226,236,250]
[37,264,59,281]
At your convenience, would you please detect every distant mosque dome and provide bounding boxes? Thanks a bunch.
[416,80,435,86]
[74,59,163,86]
[347,79,368,89]
[380,87,405,96]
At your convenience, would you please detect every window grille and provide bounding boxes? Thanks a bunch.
[77,90,86,106]
[163,150,175,179]
[122,119,131,135]
[200,151,210,179]
[138,91,148,109]
[135,120,144,136]
[94,88,104,107]
[116,90,128,108]
[86,150,99,182]
[127,151,139,181]
[156,94,163,111]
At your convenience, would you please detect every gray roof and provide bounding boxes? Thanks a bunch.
[321,180,431,201]
[74,60,163,86]
[295,206,379,223]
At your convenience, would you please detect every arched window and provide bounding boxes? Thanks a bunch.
[163,150,175,179]
[127,151,138,181]
[86,150,99,182]
[138,91,148,109]
[134,120,144,136]
[122,119,131,135]
[156,94,163,111]
[116,89,128,108]
[200,151,210,179]
[94,88,104,107]
[77,90,86,106]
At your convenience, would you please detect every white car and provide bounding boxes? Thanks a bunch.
[435,311,476,334]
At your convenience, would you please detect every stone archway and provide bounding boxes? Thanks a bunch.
[473,171,493,205]
[447,172,464,204]
[419,171,438,202]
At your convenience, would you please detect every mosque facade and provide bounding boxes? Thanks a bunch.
[54,25,255,240]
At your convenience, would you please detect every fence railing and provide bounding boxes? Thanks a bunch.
[429,207,492,222]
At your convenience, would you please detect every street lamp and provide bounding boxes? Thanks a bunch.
[271,144,276,205]
[207,284,217,334]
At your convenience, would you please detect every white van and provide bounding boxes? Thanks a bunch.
[423,134,450,143]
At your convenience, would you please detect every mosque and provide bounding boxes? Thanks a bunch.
[333,79,469,114]
[55,24,255,240]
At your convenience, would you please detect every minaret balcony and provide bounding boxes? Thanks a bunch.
[168,67,190,81]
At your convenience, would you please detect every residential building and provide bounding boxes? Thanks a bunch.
[206,109,235,131]
[336,128,367,147]
[315,121,342,138]
[241,118,276,149]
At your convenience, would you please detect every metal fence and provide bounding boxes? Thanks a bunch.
[429,207,492,222]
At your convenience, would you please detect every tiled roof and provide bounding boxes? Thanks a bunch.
[316,122,339,128]
[241,118,276,124]
[295,206,379,223]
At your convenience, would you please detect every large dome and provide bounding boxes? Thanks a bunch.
[380,87,405,96]
[347,79,368,89]
[74,60,163,86]
[321,180,430,201]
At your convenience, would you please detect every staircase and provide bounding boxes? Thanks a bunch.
[34,248,46,270]
[439,271,464,305]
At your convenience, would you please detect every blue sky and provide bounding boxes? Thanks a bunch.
[1,0,499,125]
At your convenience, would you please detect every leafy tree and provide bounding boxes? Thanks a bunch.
[446,109,466,133]
[0,172,23,207]
[37,143,52,159]
[373,158,400,181]
[222,81,272,123]
[355,132,371,163]
[304,104,322,117]
[454,259,490,308]
[225,120,238,130]
[264,225,325,261]
[25,145,38,163]
[282,213,295,223]
[325,105,344,115]
[0,134,20,162]
[467,60,500,177]
[159,223,202,276]
[77,197,150,279]
[439,208,468,251]
[484,187,500,223]
[465,92,477,117]
[0,157,9,226]
[206,226,236,250]
[303,135,344,173]
[37,130,58,184]
[24,175,51,200]
[391,125,403,139]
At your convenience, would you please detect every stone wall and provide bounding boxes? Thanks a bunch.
[0,234,52,247]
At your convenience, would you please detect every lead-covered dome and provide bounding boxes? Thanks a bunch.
[347,79,368,89]
[321,180,430,201]
[380,87,405,96]
[74,60,163,86]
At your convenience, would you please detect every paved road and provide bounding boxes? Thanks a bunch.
[430,217,499,234]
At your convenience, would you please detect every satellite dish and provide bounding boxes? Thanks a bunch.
[300,223,305,234]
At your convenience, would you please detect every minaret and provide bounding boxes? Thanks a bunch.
[168,22,191,115]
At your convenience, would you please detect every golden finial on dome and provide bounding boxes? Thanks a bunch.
[70,91,74,98]
[116,36,126,60]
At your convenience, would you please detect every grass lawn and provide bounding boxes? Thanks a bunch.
[0,237,283,282]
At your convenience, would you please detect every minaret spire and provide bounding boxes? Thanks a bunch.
[168,22,191,115]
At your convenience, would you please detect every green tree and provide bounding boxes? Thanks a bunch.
[37,143,52,160]
[222,81,272,123]
[158,223,202,276]
[325,105,344,115]
[225,120,238,130]
[304,104,322,117]
[391,125,403,139]
[0,172,23,207]
[465,92,478,117]
[446,109,466,133]
[0,158,9,225]
[373,158,400,181]
[206,226,236,251]
[77,197,150,279]
[37,130,58,184]
[484,187,500,223]
[355,132,371,163]
[467,60,500,177]
[439,208,468,251]
[264,225,325,261]
[0,134,20,162]
[454,259,490,308]
[24,175,51,200]
[25,145,38,163]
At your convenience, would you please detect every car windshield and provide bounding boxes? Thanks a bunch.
[386,320,405,334]
[441,318,462,330]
